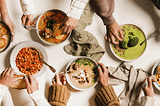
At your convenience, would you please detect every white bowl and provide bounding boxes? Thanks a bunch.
[151,61,160,91]
[109,24,147,61]
[36,9,69,45]
[10,41,48,78]
[65,57,98,91]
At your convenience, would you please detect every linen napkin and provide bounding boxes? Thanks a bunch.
[108,62,150,106]
[64,3,105,62]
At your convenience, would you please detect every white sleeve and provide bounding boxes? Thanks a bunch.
[67,0,89,19]
[0,83,13,105]
[20,0,36,15]
[140,96,155,106]
[29,90,51,106]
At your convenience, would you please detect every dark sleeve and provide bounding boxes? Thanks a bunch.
[95,85,122,106]
[89,0,115,25]
[151,0,160,9]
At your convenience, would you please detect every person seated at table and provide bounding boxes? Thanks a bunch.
[0,0,15,41]
[89,0,124,44]
[20,0,88,35]
[96,62,155,106]
[0,68,70,106]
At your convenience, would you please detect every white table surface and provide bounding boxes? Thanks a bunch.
[0,0,160,106]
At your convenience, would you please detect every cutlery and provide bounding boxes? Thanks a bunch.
[140,30,159,46]
[31,48,56,73]
[23,25,42,31]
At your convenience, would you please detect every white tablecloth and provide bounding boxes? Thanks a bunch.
[0,0,160,106]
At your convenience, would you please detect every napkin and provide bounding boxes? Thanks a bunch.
[108,62,150,106]
[64,3,105,62]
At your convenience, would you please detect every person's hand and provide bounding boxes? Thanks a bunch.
[52,72,66,85]
[24,75,39,94]
[21,14,36,30]
[97,62,109,87]
[0,68,21,87]
[105,22,123,44]
[142,76,156,97]
[1,15,15,41]
[62,17,77,35]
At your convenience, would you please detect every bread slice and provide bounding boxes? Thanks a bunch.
[0,38,6,48]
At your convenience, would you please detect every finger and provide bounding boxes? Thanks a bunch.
[10,68,15,76]
[108,35,111,43]
[66,27,73,35]
[26,18,32,30]
[97,62,108,73]
[97,62,103,75]
[119,29,124,39]
[63,26,68,35]
[27,75,35,84]
[55,73,61,85]
[112,31,123,41]
[52,78,56,84]
[62,76,66,85]
[59,16,68,29]
[110,33,119,44]
[6,68,12,74]
[148,77,153,87]
[21,15,27,25]
[2,68,8,75]
[24,76,30,86]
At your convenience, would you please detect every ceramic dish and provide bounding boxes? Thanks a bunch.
[151,61,160,91]
[10,41,48,78]
[65,57,98,90]
[109,24,147,61]
[36,9,70,45]
[0,21,12,53]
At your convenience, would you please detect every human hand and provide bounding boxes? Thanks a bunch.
[0,68,21,87]
[105,22,123,44]
[142,76,156,97]
[97,62,109,87]
[52,72,66,85]
[21,14,36,30]
[61,17,77,35]
[24,75,39,94]
[1,15,15,41]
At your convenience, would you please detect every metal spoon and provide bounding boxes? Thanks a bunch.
[23,25,42,31]
[140,30,159,46]
[31,48,56,73]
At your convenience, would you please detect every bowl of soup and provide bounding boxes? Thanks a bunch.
[36,9,69,45]
[65,57,98,90]
[110,24,147,61]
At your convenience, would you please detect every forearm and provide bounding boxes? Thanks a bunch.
[0,84,9,104]
[89,0,115,25]
[67,0,89,20]
[20,0,36,15]
[140,96,155,106]
[29,90,51,106]
[0,0,9,18]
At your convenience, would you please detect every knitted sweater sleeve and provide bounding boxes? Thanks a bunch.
[140,96,155,106]
[95,85,122,106]
[89,0,115,25]
[48,85,71,106]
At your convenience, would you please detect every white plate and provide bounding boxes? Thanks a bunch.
[65,57,98,91]
[109,24,147,61]
[151,61,160,91]
[10,41,48,78]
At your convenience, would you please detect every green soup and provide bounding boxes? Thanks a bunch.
[111,24,146,60]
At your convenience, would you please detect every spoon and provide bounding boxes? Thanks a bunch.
[31,48,56,73]
[23,25,42,31]
[140,30,159,46]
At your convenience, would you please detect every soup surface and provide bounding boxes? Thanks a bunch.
[38,10,68,44]
[67,58,98,89]
[111,24,146,60]
[15,47,43,75]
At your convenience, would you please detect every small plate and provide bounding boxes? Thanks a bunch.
[65,57,98,91]
[109,24,147,61]
[0,21,12,53]
[10,41,48,78]
[151,61,160,91]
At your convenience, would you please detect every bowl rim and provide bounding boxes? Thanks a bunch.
[36,9,70,45]
[151,61,160,91]
[65,56,98,91]
[109,24,147,61]
[10,41,48,78]
[0,21,12,53]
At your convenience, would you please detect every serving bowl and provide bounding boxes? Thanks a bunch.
[0,21,12,53]
[65,57,98,90]
[109,24,147,61]
[10,41,48,78]
[36,9,70,45]
[151,61,160,91]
